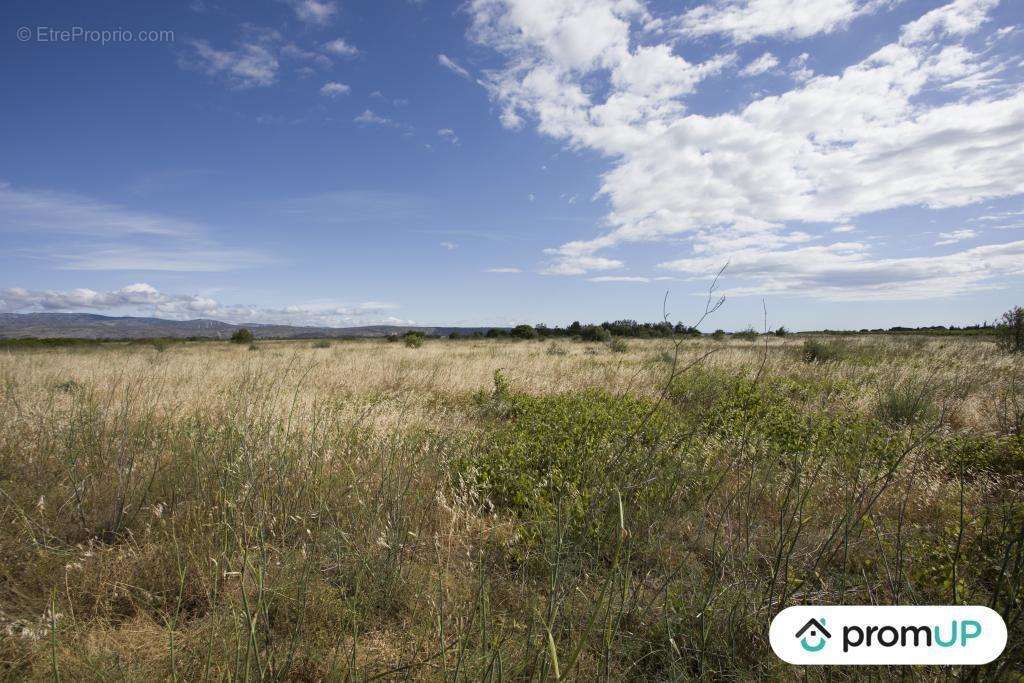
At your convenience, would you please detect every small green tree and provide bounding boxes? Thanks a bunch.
[774,326,789,337]
[230,328,253,344]
[996,306,1024,353]
[580,325,612,342]
[510,324,539,340]
[403,331,425,348]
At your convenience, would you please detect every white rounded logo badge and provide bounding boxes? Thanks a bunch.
[769,606,1007,665]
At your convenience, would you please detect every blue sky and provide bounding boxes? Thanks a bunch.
[1,0,1022,331]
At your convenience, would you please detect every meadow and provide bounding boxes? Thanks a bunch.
[0,333,1021,680]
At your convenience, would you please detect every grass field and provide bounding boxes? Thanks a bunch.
[0,334,1021,680]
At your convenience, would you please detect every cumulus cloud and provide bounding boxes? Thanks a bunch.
[658,240,1024,300]
[286,0,337,26]
[320,81,351,97]
[740,52,779,76]
[354,109,390,125]
[467,0,1024,298]
[676,0,889,43]
[437,128,460,144]
[440,241,459,250]
[438,54,471,79]
[485,267,522,273]
[185,39,279,88]
[323,38,359,57]
[0,283,401,327]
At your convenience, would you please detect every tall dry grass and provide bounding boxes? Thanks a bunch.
[0,335,1020,680]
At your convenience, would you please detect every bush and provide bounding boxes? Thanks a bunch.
[801,338,842,363]
[580,325,612,342]
[732,327,759,342]
[510,324,539,340]
[151,339,170,352]
[457,376,680,546]
[711,329,726,341]
[996,306,1024,353]
[311,339,332,349]
[608,337,629,353]
[448,331,463,340]
[403,332,425,348]
[874,380,936,427]
[486,328,509,338]
[230,328,254,344]
[546,342,568,356]
[774,326,788,337]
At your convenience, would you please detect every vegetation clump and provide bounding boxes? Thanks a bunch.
[229,328,253,344]
[403,331,425,348]
[510,324,538,340]
[996,305,1024,353]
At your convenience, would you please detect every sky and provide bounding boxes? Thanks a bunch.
[1,0,1023,331]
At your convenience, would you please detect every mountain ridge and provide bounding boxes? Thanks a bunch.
[0,312,496,340]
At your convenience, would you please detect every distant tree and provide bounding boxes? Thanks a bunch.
[995,306,1024,353]
[230,328,253,344]
[486,328,509,338]
[733,327,759,342]
[774,326,789,337]
[448,331,463,340]
[711,329,726,340]
[568,321,582,335]
[510,324,539,340]
[580,325,612,342]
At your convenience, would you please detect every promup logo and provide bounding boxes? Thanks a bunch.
[795,618,830,652]
[770,606,1006,665]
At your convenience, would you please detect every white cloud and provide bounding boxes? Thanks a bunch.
[354,109,390,125]
[741,52,779,76]
[323,38,359,57]
[935,228,978,245]
[186,39,279,88]
[832,225,856,233]
[676,0,888,43]
[441,241,459,250]
[900,0,999,45]
[528,193,535,202]
[467,0,1024,297]
[541,253,624,276]
[658,240,1024,300]
[320,81,351,97]
[588,275,651,282]
[485,267,522,273]
[287,0,337,26]
[0,181,200,237]
[438,128,460,144]
[0,283,402,327]
[438,54,471,79]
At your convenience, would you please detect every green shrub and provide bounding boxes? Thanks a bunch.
[230,328,254,344]
[510,324,539,340]
[732,327,759,342]
[546,342,568,356]
[801,338,842,363]
[711,329,726,340]
[580,325,612,342]
[996,305,1023,353]
[457,375,682,546]
[608,337,629,353]
[247,342,259,352]
[403,332,425,348]
[311,339,332,349]
[874,380,936,427]
[151,339,170,352]
[774,326,789,337]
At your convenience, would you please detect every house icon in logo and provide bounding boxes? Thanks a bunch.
[795,618,831,652]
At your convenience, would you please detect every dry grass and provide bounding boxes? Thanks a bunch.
[0,335,1021,680]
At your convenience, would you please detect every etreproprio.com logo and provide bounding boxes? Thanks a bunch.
[770,606,1007,665]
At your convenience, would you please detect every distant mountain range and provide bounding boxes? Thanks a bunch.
[0,313,496,340]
